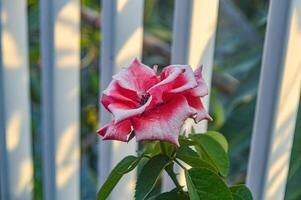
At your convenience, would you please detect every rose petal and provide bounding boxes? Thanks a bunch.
[148,65,198,103]
[148,67,183,103]
[185,95,212,123]
[113,58,159,92]
[101,80,140,112]
[186,66,208,97]
[132,95,193,146]
[97,120,132,142]
[167,65,197,93]
[109,95,152,123]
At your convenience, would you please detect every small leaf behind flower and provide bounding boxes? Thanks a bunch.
[206,131,229,153]
[185,168,232,200]
[96,156,139,200]
[135,154,170,200]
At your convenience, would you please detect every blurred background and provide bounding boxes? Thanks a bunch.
[14,0,301,199]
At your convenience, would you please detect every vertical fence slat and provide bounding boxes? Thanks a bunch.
[246,0,301,199]
[171,0,219,133]
[163,0,219,191]
[40,0,56,199]
[0,3,9,198]
[0,0,33,199]
[99,0,144,199]
[0,79,8,200]
[40,0,80,199]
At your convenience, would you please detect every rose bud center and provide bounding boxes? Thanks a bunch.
[140,92,150,105]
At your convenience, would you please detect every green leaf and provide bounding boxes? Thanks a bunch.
[230,185,253,200]
[185,170,200,200]
[206,131,229,153]
[190,134,230,176]
[97,156,139,200]
[135,154,170,200]
[232,194,244,200]
[176,146,218,173]
[137,157,150,176]
[150,190,189,200]
[177,145,199,157]
[209,89,226,130]
[185,168,233,200]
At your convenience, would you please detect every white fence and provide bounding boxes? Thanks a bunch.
[0,0,300,200]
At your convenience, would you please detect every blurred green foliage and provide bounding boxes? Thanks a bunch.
[26,0,300,199]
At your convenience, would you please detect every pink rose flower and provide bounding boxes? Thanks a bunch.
[98,58,212,145]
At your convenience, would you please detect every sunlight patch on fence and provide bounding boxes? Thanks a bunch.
[116,27,143,66]
[2,32,21,68]
[6,112,21,151]
[55,2,80,67]
[16,159,33,194]
[56,124,80,188]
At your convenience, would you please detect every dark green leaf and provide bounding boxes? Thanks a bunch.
[137,157,150,176]
[232,194,244,200]
[123,156,143,174]
[176,146,217,172]
[97,156,139,200]
[185,168,233,200]
[149,190,189,200]
[135,154,170,200]
[185,170,200,200]
[190,134,230,176]
[230,185,253,200]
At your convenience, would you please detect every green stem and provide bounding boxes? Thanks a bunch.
[165,164,184,192]
[175,159,187,170]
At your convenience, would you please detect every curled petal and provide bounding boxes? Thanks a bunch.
[186,95,212,123]
[166,65,197,93]
[97,120,132,142]
[132,95,193,146]
[101,80,140,112]
[148,67,183,103]
[148,65,197,103]
[187,66,208,97]
[153,65,158,75]
[113,58,159,92]
[109,96,153,123]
